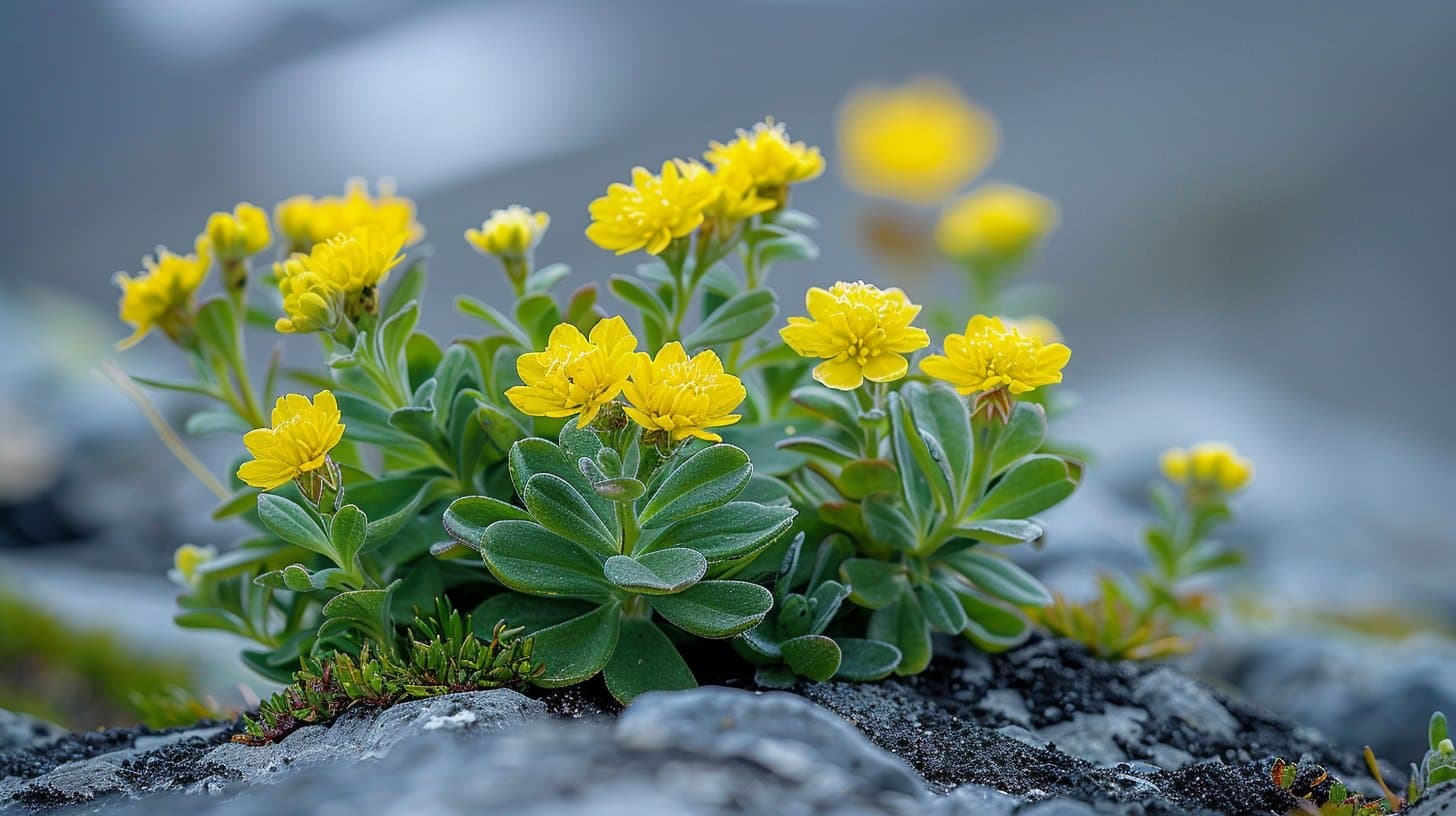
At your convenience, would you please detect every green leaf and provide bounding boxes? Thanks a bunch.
[940,549,1051,606]
[329,504,368,568]
[515,292,562,347]
[609,273,670,327]
[526,263,571,294]
[906,382,973,481]
[455,295,530,348]
[776,436,856,467]
[862,494,920,553]
[352,477,452,542]
[756,231,819,266]
[531,602,622,687]
[212,487,260,520]
[509,438,615,531]
[868,591,931,675]
[954,519,1044,546]
[379,300,419,376]
[833,638,902,682]
[184,410,249,438]
[482,520,615,600]
[684,289,777,349]
[649,580,773,638]
[266,563,351,592]
[916,580,969,633]
[388,405,440,445]
[648,501,796,564]
[807,580,850,634]
[781,635,841,682]
[989,402,1048,477]
[791,386,860,434]
[194,297,239,358]
[837,459,901,501]
[442,495,530,552]
[321,582,397,645]
[603,618,696,703]
[603,548,707,594]
[473,594,595,637]
[335,392,412,447]
[593,477,646,503]
[957,588,1030,652]
[382,261,426,320]
[638,444,751,529]
[839,558,907,610]
[969,455,1081,521]
[524,473,619,558]
[890,390,953,514]
[256,494,331,557]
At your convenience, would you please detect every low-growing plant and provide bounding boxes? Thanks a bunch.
[236,600,541,744]
[1410,711,1456,802]
[1035,441,1251,659]
[1270,758,1390,816]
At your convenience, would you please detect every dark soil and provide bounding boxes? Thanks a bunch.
[0,720,237,782]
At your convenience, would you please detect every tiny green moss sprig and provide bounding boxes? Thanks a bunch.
[235,601,541,745]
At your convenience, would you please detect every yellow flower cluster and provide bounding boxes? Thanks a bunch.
[838,79,997,205]
[274,178,423,252]
[466,205,550,259]
[275,225,407,334]
[936,184,1058,261]
[1160,443,1253,493]
[920,315,1071,396]
[113,238,212,349]
[237,390,346,491]
[205,202,272,263]
[779,281,930,390]
[586,120,821,256]
[507,318,745,443]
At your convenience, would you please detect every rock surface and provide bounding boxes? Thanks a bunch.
[0,639,1398,815]
[0,711,66,753]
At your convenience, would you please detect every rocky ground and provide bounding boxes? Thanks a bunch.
[4,636,1442,816]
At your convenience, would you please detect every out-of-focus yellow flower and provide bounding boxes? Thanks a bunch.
[274,178,423,251]
[237,390,346,491]
[171,544,216,586]
[205,202,272,262]
[936,184,1057,261]
[1160,443,1253,493]
[506,317,638,427]
[1004,316,1062,345]
[587,161,719,255]
[920,315,1070,396]
[678,160,777,223]
[779,281,930,391]
[114,237,212,349]
[838,79,997,205]
[704,119,824,199]
[623,342,745,442]
[275,225,406,329]
[466,205,550,259]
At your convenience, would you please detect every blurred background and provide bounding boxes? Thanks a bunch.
[2,0,1453,756]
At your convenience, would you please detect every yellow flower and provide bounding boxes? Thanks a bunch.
[113,237,212,349]
[171,544,216,586]
[937,184,1058,261]
[704,119,824,196]
[274,257,345,335]
[274,225,406,331]
[779,281,930,391]
[237,390,346,491]
[1004,316,1062,345]
[920,315,1070,396]
[466,205,550,259]
[623,342,745,442]
[506,317,639,427]
[205,202,272,262]
[678,160,777,223]
[1160,443,1253,493]
[274,178,423,251]
[586,161,719,255]
[838,79,997,205]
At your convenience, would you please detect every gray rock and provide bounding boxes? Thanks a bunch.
[1017,800,1101,816]
[1037,706,1148,766]
[933,783,1021,815]
[977,688,1034,728]
[1134,667,1239,740]
[1408,782,1456,816]
[0,709,66,752]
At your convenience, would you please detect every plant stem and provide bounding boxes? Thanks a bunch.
[98,361,231,500]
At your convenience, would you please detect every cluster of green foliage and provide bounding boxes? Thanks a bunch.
[1269,713,1456,815]
[237,601,541,744]
[0,585,211,730]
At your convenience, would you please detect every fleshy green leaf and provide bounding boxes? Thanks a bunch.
[791,386,860,434]
[839,558,907,610]
[184,410,249,438]
[648,580,772,638]
[603,548,707,594]
[954,519,1044,546]
[509,438,615,531]
[482,521,615,600]
[837,459,901,501]
[524,473,619,557]
[969,455,1081,521]
[890,390,953,513]
[781,635,841,682]
[256,494,331,557]
[989,402,1049,477]
[684,289,777,349]
[442,495,530,552]
[638,444,752,529]
[916,580,969,633]
[647,501,796,564]
[472,593,594,636]
[940,549,1052,606]
[531,602,622,687]
[602,618,696,703]
[868,591,931,676]
[329,504,368,568]
[456,295,530,348]
[957,588,1031,652]
[862,494,920,553]
[833,638,902,682]
[906,382,973,483]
